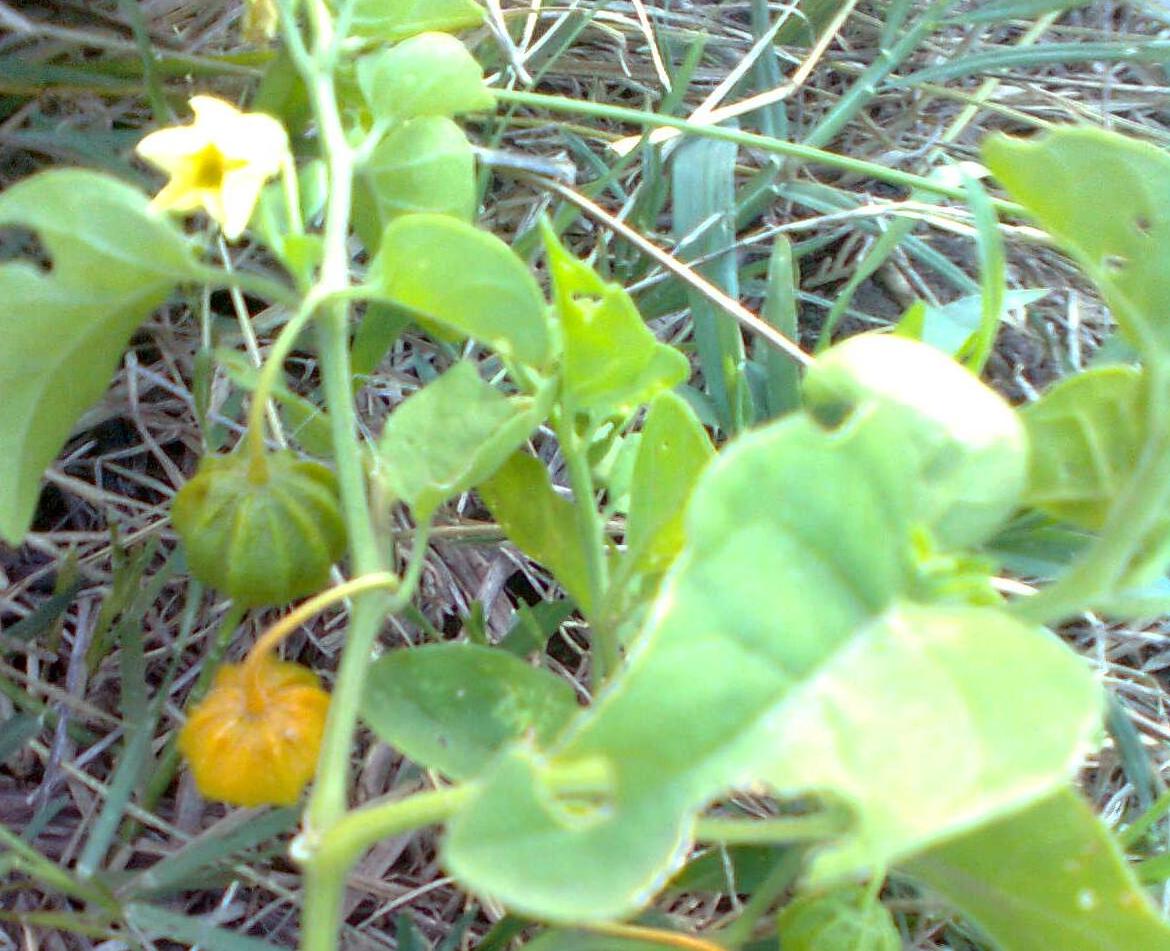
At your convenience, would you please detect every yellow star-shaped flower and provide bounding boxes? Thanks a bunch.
[137,95,290,241]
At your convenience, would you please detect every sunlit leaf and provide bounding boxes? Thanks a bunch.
[0,170,197,544]
[340,0,484,41]
[803,333,1027,549]
[369,214,552,368]
[984,126,1170,358]
[362,643,580,780]
[906,788,1170,951]
[625,391,713,573]
[359,117,476,240]
[543,222,689,417]
[377,361,551,521]
[357,32,494,123]
[445,384,1095,923]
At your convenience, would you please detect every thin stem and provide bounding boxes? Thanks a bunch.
[556,414,617,685]
[1120,786,1170,850]
[192,264,299,308]
[300,785,470,951]
[718,849,806,949]
[244,293,322,466]
[695,812,850,846]
[491,88,1023,214]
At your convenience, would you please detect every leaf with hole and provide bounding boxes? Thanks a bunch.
[906,788,1170,951]
[369,214,552,368]
[983,126,1170,358]
[357,33,494,123]
[362,643,579,780]
[444,384,1096,923]
[803,333,1027,549]
[543,222,689,417]
[0,169,198,544]
[377,361,551,521]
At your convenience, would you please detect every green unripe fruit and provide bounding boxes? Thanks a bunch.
[803,333,1027,549]
[172,451,347,606]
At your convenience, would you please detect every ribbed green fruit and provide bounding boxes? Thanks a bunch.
[172,451,347,606]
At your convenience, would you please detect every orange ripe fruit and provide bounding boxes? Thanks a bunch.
[179,657,329,807]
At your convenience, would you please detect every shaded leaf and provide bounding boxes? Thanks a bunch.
[478,452,593,612]
[906,788,1170,951]
[362,643,579,780]
[357,33,494,123]
[369,214,552,368]
[377,361,550,520]
[0,170,196,544]
[1023,365,1146,531]
[777,887,900,951]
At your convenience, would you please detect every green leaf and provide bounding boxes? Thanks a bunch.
[357,33,494,123]
[377,361,551,521]
[897,288,1049,356]
[1022,365,1146,531]
[521,932,673,951]
[983,126,1170,358]
[906,788,1170,951]
[478,452,594,613]
[361,117,476,232]
[369,214,552,368]
[777,887,900,951]
[0,169,196,544]
[362,643,579,780]
[444,402,1096,923]
[803,333,1027,549]
[543,222,689,417]
[625,391,714,573]
[343,0,485,41]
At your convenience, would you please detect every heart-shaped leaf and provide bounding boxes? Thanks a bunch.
[0,170,197,543]
[362,643,579,781]
[377,361,550,521]
[444,346,1097,925]
[357,32,494,123]
[369,214,552,369]
[983,127,1170,359]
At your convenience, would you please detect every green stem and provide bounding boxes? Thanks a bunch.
[556,414,617,686]
[491,89,1023,214]
[695,811,850,846]
[717,849,806,949]
[1012,367,1170,626]
[300,785,469,951]
[1120,786,1170,850]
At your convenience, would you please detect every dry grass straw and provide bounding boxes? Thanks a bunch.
[1,1,1169,947]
